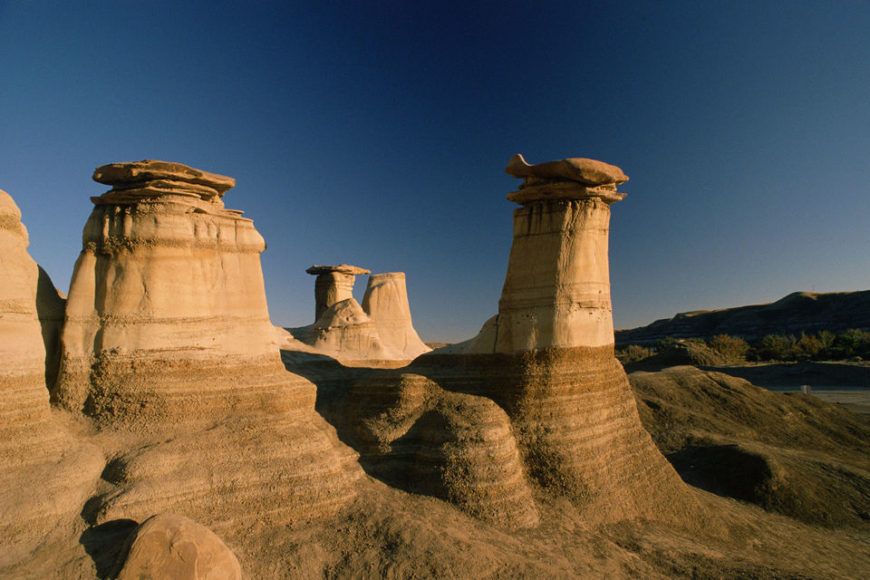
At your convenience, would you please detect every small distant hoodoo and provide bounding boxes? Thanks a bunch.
[288,266,431,363]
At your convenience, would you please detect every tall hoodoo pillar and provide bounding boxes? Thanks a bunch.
[306,264,370,322]
[495,153,627,352]
[416,153,699,525]
[53,160,360,527]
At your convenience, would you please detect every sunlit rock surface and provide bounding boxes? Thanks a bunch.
[0,190,103,567]
[418,154,699,524]
[52,161,361,527]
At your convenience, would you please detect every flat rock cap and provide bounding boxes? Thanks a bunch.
[306,264,371,276]
[93,160,236,194]
[506,153,628,186]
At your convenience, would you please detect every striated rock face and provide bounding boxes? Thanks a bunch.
[307,264,370,322]
[0,190,103,565]
[54,160,281,422]
[116,514,242,580]
[337,373,539,529]
[362,272,431,360]
[492,155,625,352]
[417,154,698,524]
[52,161,360,527]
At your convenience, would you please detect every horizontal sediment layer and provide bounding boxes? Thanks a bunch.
[55,355,316,430]
[340,373,540,529]
[0,372,104,567]
[81,204,264,253]
[413,347,700,524]
[93,412,362,528]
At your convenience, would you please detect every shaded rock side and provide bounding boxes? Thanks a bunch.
[337,373,540,529]
[415,347,697,524]
[362,272,431,360]
[115,514,241,580]
[0,190,103,567]
[51,161,361,527]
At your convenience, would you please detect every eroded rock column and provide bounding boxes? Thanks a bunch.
[416,154,699,525]
[53,160,361,527]
[306,264,370,322]
[495,154,625,352]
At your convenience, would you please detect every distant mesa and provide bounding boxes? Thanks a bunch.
[616,290,870,345]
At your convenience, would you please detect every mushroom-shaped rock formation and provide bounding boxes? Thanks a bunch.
[53,161,361,528]
[0,190,103,566]
[362,272,431,361]
[285,269,431,364]
[415,154,700,525]
[307,264,371,322]
[115,514,242,580]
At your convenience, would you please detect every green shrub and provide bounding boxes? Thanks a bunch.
[708,334,750,363]
[753,334,797,361]
[794,333,825,360]
[616,344,654,364]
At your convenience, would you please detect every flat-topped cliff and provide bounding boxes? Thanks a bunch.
[617,290,870,345]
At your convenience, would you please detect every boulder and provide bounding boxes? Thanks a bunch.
[116,514,241,580]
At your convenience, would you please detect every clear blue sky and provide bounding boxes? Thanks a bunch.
[2,1,868,342]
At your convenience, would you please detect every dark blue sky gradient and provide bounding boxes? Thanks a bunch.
[2,1,868,341]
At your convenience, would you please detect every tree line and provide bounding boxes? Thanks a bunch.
[618,329,870,364]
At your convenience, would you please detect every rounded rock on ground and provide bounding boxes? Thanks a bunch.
[116,514,242,580]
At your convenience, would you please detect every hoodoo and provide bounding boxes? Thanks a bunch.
[362,272,431,360]
[307,264,371,322]
[495,153,626,351]
[53,161,360,527]
[0,191,102,565]
[418,154,698,523]
[286,268,431,363]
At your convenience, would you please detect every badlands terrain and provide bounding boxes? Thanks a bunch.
[1,155,868,578]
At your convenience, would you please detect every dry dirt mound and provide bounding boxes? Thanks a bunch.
[631,365,870,528]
